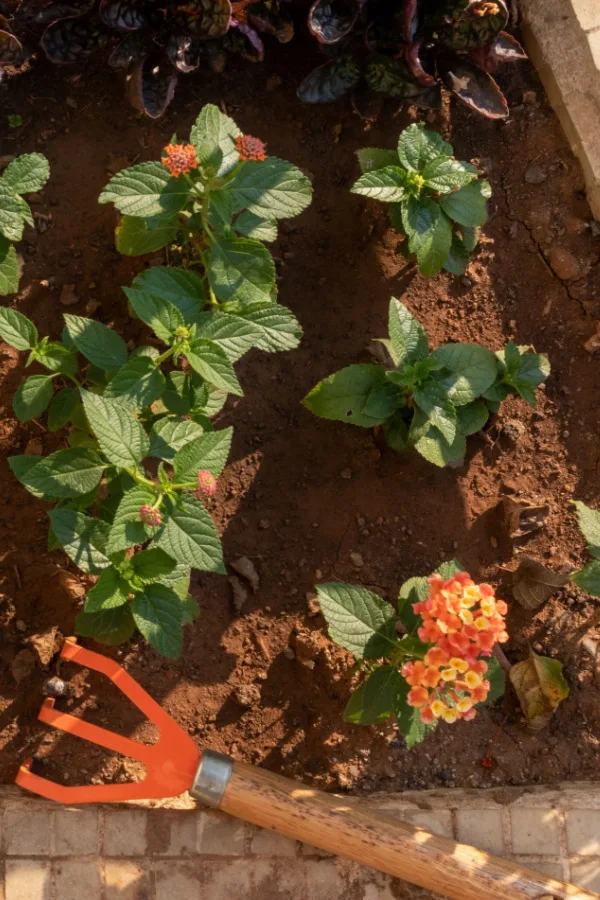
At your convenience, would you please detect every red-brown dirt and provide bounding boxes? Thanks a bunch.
[1,37,599,796]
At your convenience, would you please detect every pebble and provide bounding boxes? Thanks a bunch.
[259,519,270,530]
[233,684,261,707]
[547,246,580,281]
[59,283,78,306]
[283,647,295,660]
[524,162,548,184]
[16,620,26,632]
[341,468,352,479]
[350,552,364,568]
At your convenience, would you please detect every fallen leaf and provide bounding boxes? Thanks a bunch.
[11,648,36,684]
[503,497,549,539]
[228,575,248,615]
[230,556,259,592]
[512,557,569,610]
[509,651,569,730]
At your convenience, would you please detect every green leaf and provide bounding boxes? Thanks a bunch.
[76,604,136,645]
[0,236,20,295]
[498,342,551,407]
[415,428,466,467]
[192,380,226,418]
[49,508,111,574]
[432,343,498,405]
[132,584,183,658]
[315,582,397,659]
[173,427,233,481]
[116,214,179,256]
[186,339,243,395]
[456,400,488,435]
[81,391,150,467]
[85,567,130,612]
[0,306,37,350]
[397,124,452,173]
[163,371,193,415]
[573,501,600,559]
[190,103,241,177]
[107,484,156,555]
[9,448,105,499]
[123,287,185,343]
[157,493,225,573]
[2,153,50,194]
[398,576,428,633]
[435,559,465,578]
[303,364,402,427]
[13,374,54,422]
[8,456,47,498]
[387,297,428,367]
[64,314,128,372]
[443,234,470,276]
[413,382,457,444]
[351,166,406,202]
[0,182,30,241]
[422,157,477,193]
[133,267,205,325]
[99,161,189,218]
[208,235,276,306]
[131,548,177,584]
[34,342,78,378]
[413,202,453,277]
[207,189,233,232]
[356,147,399,174]
[461,226,479,252]
[440,180,491,227]
[572,560,600,596]
[181,593,199,624]
[195,303,302,361]
[104,356,166,410]
[384,414,409,453]
[234,211,277,243]
[402,707,437,749]
[485,655,505,704]
[225,158,312,220]
[48,388,80,432]
[149,417,204,461]
[344,666,407,725]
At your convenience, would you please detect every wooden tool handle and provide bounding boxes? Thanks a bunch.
[220,761,597,900]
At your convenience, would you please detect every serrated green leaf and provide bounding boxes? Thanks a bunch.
[107,484,156,555]
[76,604,136,645]
[157,493,224,573]
[443,233,470,275]
[351,166,406,202]
[344,666,407,725]
[99,161,189,218]
[104,356,166,410]
[388,297,429,367]
[316,582,397,659]
[186,338,243,395]
[303,364,402,427]
[0,235,20,295]
[163,371,193,415]
[456,400,488,435]
[49,508,111,574]
[422,157,477,193]
[415,205,453,277]
[85,567,130,612]
[440,180,491,227]
[398,576,428,633]
[435,559,465,578]
[397,124,452,173]
[224,158,313,220]
[64,314,128,372]
[234,211,277,243]
[573,501,600,559]
[48,388,80,432]
[116,214,180,256]
[415,428,466,467]
[9,456,48,499]
[402,707,437,748]
[413,382,457,444]
[173,427,233,481]
[207,189,233,232]
[149,417,204,461]
[13,374,54,423]
[132,584,183,658]
[123,286,185,343]
[81,390,150,467]
[190,103,241,177]
[2,153,50,194]
[192,379,226,418]
[485,655,505,704]
[432,343,498,405]
[0,182,30,241]
[208,235,276,306]
[195,303,302,361]
[0,306,37,350]
[131,548,177,584]
[133,267,206,324]
[181,593,199,624]
[34,342,78,378]
[9,448,105,499]
[572,560,600,596]
[356,147,399,175]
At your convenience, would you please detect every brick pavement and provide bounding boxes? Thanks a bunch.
[1,783,600,898]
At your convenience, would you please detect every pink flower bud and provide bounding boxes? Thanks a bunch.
[196,470,217,498]
[139,504,162,527]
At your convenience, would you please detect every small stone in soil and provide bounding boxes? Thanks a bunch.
[233,684,261,707]
[350,552,364,568]
[283,647,295,660]
[341,468,352,479]
[42,676,69,698]
[259,519,270,530]
[60,283,78,306]
[524,162,548,184]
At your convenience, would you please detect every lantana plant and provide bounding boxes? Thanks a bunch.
[304,297,550,468]
[0,153,50,296]
[316,561,506,747]
[352,124,490,277]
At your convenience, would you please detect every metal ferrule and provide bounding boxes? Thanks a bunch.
[190,750,234,808]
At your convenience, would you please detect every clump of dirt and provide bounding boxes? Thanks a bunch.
[0,40,599,795]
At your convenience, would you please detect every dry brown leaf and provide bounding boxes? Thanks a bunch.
[230,556,260,592]
[228,575,248,615]
[512,557,569,610]
[509,651,569,731]
[503,497,549,539]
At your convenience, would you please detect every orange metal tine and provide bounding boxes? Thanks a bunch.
[15,638,200,804]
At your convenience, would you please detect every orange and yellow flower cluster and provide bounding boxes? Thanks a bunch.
[162,143,198,177]
[402,572,508,726]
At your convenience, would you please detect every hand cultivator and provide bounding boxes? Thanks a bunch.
[17,638,598,900]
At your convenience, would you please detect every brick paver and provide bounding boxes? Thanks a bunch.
[2,783,600,898]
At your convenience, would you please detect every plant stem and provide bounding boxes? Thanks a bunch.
[492,643,512,673]
[124,467,157,491]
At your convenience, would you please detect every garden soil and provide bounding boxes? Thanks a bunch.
[1,35,599,796]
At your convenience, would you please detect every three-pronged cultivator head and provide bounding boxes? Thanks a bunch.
[16,638,201,804]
